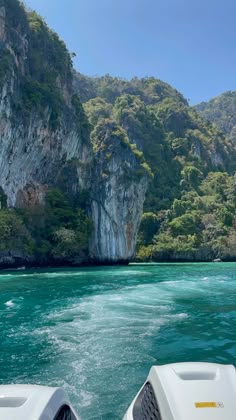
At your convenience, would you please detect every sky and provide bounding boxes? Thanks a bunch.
[22,0,236,104]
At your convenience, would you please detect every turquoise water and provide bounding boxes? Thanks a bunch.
[0,263,236,419]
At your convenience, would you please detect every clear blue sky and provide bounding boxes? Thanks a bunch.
[23,0,236,104]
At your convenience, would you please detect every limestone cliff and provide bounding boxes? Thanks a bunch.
[90,121,150,262]
[0,1,92,208]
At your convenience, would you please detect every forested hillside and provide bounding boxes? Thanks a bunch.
[74,74,236,261]
[195,91,236,145]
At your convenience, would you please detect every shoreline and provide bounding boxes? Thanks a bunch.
[1,259,236,272]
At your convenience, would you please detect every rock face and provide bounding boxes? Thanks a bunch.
[0,103,92,207]
[0,1,92,208]
[90,122,149,262]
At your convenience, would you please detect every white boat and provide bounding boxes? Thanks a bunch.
[123,362,236,419]
[0,384,80,419]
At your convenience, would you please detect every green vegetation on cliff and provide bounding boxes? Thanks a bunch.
[76,73,236,261]
[0,188,92,267]
[0,209,33,255]
[195,91,236,145]
[137,172,236,261]
[22,11,73,128]
[15,189,92,265]
[75,74,187,105]
[1,0,89,133]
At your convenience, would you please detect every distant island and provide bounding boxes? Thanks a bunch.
[0,0,236,268]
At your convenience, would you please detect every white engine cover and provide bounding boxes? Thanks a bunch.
[0,384,79,420]
[123,362,236,420]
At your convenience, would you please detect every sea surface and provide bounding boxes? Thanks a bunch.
[0,263,236,419]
